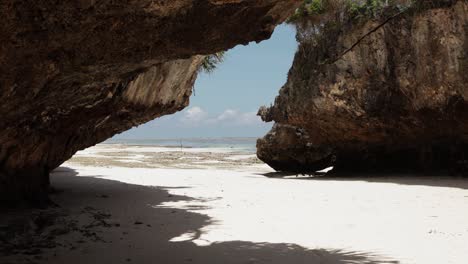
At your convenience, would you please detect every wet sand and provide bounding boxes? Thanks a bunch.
[2,144,468,264]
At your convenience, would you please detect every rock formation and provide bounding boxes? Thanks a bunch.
[0,0,300,204]
[258,1,468,174]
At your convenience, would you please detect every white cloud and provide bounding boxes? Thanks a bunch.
[209,109,258,125]
[180,106,208,125]
[115,106,272,138]
[217,109,237,121]
[178,107,261,127]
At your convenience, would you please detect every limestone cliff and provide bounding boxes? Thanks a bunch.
[258,1,468,174]
[0,0,300,204]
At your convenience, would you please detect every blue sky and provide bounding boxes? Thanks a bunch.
[114,24,297,139]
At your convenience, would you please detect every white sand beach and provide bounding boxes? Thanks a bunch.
[2,144,468,264]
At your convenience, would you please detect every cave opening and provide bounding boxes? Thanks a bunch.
[68,24,303,173]
[2,1,468,263]
[112,24,297,142]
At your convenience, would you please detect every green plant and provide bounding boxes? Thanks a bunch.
[288,0,413,24]
[199,51,226,74]
[348,0,392,20]
[287,0,340,23]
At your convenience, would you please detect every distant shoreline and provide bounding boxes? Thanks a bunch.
[101,137,258,152]
[100,143,195,149]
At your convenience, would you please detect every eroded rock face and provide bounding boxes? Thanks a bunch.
[0,0,300,204]
[258,1,468,174]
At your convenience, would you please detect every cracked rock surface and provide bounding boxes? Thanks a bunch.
[258,1,468,174]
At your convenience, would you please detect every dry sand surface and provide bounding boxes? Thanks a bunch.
[2,144,468,264]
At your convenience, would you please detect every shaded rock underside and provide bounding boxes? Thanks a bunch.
[0,0,300,204]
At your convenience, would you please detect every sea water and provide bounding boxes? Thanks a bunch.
[103,137,257,153]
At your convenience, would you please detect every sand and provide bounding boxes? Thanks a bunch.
[2,144,468,264]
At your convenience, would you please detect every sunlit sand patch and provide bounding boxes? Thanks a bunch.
[59,144,468,264]
[224,154,257,160]
[192,160,225,164]
[169,231,198,242]
[318,166,334,173]
[116,159,144,163]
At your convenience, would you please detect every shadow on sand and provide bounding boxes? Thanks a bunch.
[1,166,399,264]
[260,171,468,190]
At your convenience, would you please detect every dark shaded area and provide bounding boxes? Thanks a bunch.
[331,142,468,176]
[256,124,336,173]
[1,167,398,264]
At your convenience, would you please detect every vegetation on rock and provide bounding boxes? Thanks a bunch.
[288,0,460,25]
[199,52,226,74]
